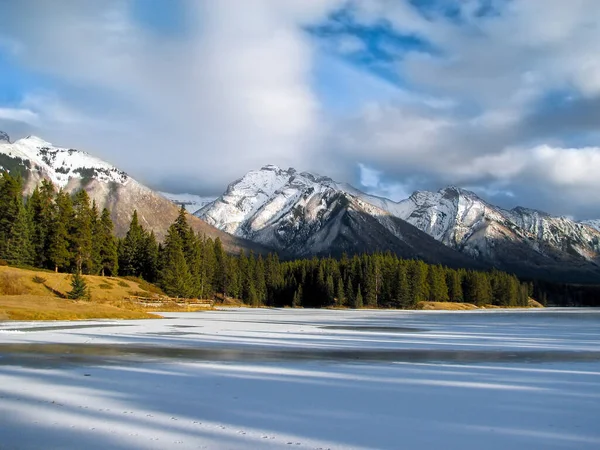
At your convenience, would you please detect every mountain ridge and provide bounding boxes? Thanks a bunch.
[199,164,600,283]
[0,134,271,255]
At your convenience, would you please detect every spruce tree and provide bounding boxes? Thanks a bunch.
[27,182,54,267]
[71,190,94,274]
[119,210,145,277]
[354,284,364,309]
[68,271,89,300]
[0,172,33,264]
[395,263,412,309]
[158,225,193,298]
[140,230,159,282]
[97,208,119,276]
[48,190,73,272]
[213,238,227,296]
[336,277,346,307]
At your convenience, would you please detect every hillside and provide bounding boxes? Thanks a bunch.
[0,134,270,254]
[0,266,209,320]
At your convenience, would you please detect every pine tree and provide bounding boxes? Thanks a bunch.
[119,210,145,277]
[68,271,89,300]
[71,190,94,274]
[213,237,227,296]
[326,274,335,306]
[27,181,55,268]
[0,173,33,264]
[254,255,267,306]
[446,270,463,302]
[48,190,73,272]
[158,225,193,298]
[428,265,449,302]
[140,231,159,282]
[354,284,364,309]
[292,284,303,308]
[345,277,354,306]
[336,277,345,307]
[97,208,119,276]
[395,263,412,309]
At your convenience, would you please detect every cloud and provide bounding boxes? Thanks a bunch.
[0,0,344,191]
[1,0,600,218]
[0,107,38,124]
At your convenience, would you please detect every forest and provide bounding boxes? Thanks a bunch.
[0,171,588,307]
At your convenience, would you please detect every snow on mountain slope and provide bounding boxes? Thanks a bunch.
[200,165,600,282]
[582,219,600,232]
[0,136,129,187]
[0,134,272,254]
[198,165,335,236]
[197,166,481,265]
[159,192,216,214]
[371,186,600,281]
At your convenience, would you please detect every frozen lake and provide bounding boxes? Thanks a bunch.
[1,308,599,449]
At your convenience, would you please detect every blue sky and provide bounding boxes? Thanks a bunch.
[1,0,600,218]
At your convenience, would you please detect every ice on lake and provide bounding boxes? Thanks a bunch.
[1,308,599,449]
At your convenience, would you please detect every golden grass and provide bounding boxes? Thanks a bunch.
[0,295,157,320]
[418,300,544,310]
[417,301,480,310]
[0,266,205,321]
[528,298,544,308]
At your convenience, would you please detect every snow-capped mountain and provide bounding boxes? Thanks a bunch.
[386,187,600,282]
[2,135,128,186]
[159,192,216,214]
[0,133,269,254]
[200,165,600,282]
[197,165,481,266]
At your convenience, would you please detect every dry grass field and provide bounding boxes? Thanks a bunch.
[0,266,210,321]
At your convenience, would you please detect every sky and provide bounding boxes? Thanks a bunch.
[1,0,600,219]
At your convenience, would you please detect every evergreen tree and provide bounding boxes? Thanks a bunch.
[71,190,94,274]
[395,263,412,309]
[336,277,346,307]
[97,208,119,276]
[213,238,227,296]
[254,255,267,305]
[158,225,193,298]
[0,173,33,264]
[354,284,364,309]
[68,271,89,300]
[140,231,159,282]
[345,277,354,306]
[326,274,335,306]
[292,284,303,308]
[447,270,463,303]
[428,265,449,302]
[119,210,145,277]
[90,200,101,273]
[27,181,55,267]
[48,190,73,272]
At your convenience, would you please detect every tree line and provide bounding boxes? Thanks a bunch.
[0,171,561,308]
[122,197,533,308]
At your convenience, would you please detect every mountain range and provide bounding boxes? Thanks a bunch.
[1,132,599,283]
[198,165,600,283]
[0,134,267,254]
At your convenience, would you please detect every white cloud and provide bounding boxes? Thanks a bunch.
[0,107,39,124]
[2,0,600,217]
[0,0,345,190]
